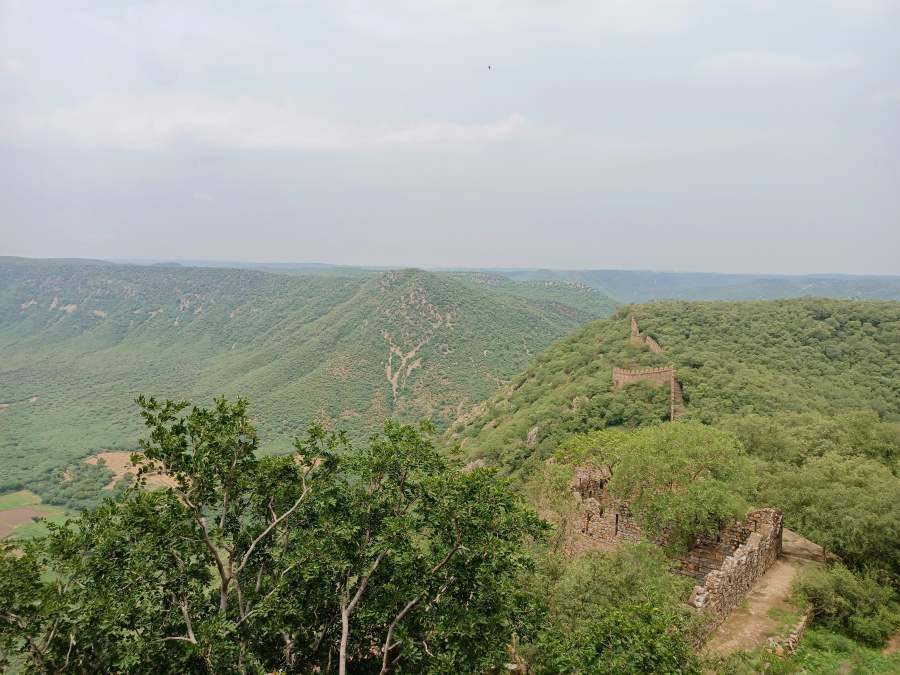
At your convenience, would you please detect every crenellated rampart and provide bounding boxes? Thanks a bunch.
[614,319,685,419]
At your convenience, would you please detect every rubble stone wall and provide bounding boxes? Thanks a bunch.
[686,509,784,625]
[568,466,783,626]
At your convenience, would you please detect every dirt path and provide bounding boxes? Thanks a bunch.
[85,451,176,490]
[884,633,900,656]
[704,529,824,656]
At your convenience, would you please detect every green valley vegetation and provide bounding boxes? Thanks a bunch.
[496,269,900,303]
[3,266,900,671]
[0,257,615,497]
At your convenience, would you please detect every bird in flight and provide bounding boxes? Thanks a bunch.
[488,65,492,70]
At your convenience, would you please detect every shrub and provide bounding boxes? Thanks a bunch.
[795,564,900,647]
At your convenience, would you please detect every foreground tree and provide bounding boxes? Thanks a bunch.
[0,397,543,673]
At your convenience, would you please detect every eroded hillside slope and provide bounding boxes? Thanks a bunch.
[0,258,611,491]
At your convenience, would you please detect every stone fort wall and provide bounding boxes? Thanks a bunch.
[630,316,664,353]
[612,365,676,388]
[566,465,783,626]
[615,317,685,419]
[686,509,783,625]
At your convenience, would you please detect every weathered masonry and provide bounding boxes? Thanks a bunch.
[567,464,784,627]
[612,365,685,421]
[613,318,685,420]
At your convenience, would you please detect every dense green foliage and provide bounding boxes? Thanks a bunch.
[27,458,126,511]
[1,257,614,492]
[759,453,900,579]
[449,299,900,474]
[0,397,542,673]
[445,297,900,669]
[531,424,755,553]
[605,424,753,552]
[794,565,900,647]
[527,545,703,674]
[719,411,899,468]
[448,272,616,322]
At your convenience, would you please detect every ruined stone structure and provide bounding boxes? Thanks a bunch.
[630,316,663,353]
[614,317,685,420]
[612,366,685,420]
[565,463,642,556]
[686,509,784,626]
[567,465,784,627]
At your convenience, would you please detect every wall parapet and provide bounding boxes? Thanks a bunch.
[767,608,811,656]
[612,366,675,376]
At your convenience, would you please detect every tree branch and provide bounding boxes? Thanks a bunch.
[235,487,310,576]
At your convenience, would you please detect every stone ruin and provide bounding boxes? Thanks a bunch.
[630,315,663,353]
[567,464,784,627]
[685,509,783,626]
[612,365,685,421]
[614,318,685,420]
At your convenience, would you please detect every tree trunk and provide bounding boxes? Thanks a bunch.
[339,606,350,675]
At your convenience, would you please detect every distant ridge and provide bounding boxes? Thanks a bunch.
[0,257,613,492]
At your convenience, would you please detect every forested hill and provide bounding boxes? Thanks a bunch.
[0,257,613,491]
[447,298,900,474]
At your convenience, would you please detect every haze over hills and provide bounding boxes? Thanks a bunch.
[493,269,900,303]
[112,259,900,302]
[0,256,614,492]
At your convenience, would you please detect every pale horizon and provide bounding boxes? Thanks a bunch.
[2,1,899,275]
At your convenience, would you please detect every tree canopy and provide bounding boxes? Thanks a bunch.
[0,397,543,673]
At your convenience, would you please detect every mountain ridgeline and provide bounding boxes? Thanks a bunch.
[0,257,614,491]
[496,269,900,303]
[447,299,900,475]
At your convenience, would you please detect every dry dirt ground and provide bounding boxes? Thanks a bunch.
[884,633,900,656]
[85,451,176,490]
[0,507,46,538]
[704,529,824,657]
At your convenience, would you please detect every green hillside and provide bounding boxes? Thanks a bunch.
[0,257,614,492]
[446,272,615,322]
[447,299,900,475]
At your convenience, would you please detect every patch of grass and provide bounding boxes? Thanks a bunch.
[768,605,802,632]
[0,489,41,510]
[708,628,900,674]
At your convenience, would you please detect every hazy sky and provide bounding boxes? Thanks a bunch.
[2,1,898,274]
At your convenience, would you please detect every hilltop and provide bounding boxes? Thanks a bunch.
[0,257,614,492]
[447,298,900,475]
